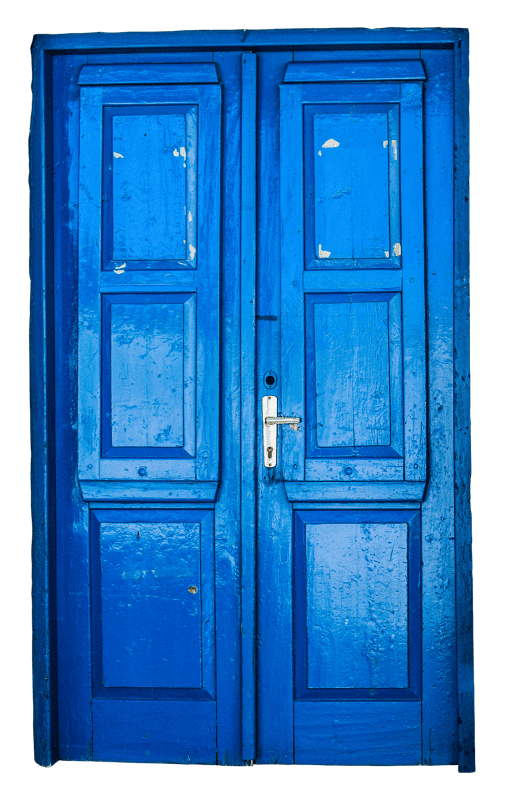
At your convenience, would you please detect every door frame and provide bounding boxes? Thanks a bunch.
[30,27,472,771]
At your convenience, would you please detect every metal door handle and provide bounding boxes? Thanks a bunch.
[265,416,301,431]
[262,395,301,468]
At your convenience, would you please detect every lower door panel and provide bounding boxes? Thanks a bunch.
[89,508,216,763]
[293,508,421,765]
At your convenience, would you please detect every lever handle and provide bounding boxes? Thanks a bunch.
[262,396,301,468]
[265,416,301,431]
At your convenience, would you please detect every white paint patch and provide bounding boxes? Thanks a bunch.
[393,242,402,256]
[113,152,124,159]
[322,138,340,148]
[391,139,398,160]
[173,148,179,157]
[180,146,186,159]
[383,140,388,148]
[384,251,390,258]
[189,244,196,261]
[318,244,331,259]
[113,263,126,274]
[188,211,193,222]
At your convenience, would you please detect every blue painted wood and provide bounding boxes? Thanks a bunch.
[79,480,219,501]
[400,83,427,482]
[240,52,257,763]
[102,103,197,271]
[304,102,400,270]
[295,50,422,63]
[98,519,202,687]
[314,111,389,260]
[77,83,221,491]
[284,60,426,83]
[93,699,216,763]
[294,509,421,701]
[211,50,244,765]
[294,702,421,765]
[102,293,195,457]
[281,81,425,491]
[420,48,459,767]
[33,28,465,53]
[315,301,390,445]
[306,522,409,688]
[256,52,296,764]
[78,62,219,85]
[52,53,94,762]
[285,481,426,502]
[306,293,401,462]
[90,508,215,700]
[31,32,471,769]
[30,41,59,768]
[453,33,475,774]
[111,112,187,263]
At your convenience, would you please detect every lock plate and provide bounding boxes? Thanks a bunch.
[263,395,278,468]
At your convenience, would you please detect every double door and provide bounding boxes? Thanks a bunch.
[47,43,462,765]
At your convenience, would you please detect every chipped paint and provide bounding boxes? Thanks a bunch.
[383,140,388,148]
[391,139,398,160]
[173,148,179,157]
[113,152,124,159]
[180,146,186,159]
[113,263,126,274]
[393,242,402,256]
[322,139,340,148]
[318,244,331,259]
[189,244,196,261]
[318,150,322,156]
[384,251,390,258]
[188,211,193,222]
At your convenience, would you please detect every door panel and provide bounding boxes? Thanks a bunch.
[77,82,220,498]
[90,509,214,696]
[280,77,426,498]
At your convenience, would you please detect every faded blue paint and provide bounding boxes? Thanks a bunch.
[30,30,472,771]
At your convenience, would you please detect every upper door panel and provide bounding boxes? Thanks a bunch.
[280,61,427,500]
[76,69,221,500]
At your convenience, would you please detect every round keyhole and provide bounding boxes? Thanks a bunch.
[263,371,277,389]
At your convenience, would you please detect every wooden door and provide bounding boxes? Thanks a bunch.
[32,32,472,770]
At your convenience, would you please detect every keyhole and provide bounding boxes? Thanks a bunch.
[267,446,273,459]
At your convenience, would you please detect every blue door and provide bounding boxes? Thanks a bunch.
[32,33,472,769]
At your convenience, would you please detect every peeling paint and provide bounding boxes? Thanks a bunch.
[322,139,340,148]
[318,150,322,156]
[383,140,388,148]
[180,146,186,159]
[384,251,390,258]
[113,152,124,159]
[318,244,331,259]
[189,244,196,261]
[391,139,398,160]
[113,263,126,274]
[393,242,402,256]
[188,211,193,222]
[173,148,179,157]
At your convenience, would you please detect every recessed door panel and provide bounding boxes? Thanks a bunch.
[103,293,195,457]
[304,521,408,689]
[103,106,197,270]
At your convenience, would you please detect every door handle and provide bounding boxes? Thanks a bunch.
[262,395,301,468]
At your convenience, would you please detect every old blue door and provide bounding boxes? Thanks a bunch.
[32,31,472,770]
